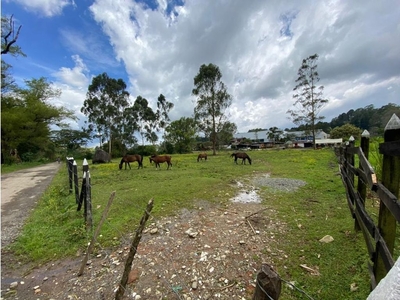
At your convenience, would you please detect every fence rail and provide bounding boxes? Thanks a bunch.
[335,113,400,289]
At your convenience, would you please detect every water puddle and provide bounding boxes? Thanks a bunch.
[230,190,261,203]
[230,181,261,203]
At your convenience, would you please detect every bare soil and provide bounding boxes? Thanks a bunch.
[1,166,288,300]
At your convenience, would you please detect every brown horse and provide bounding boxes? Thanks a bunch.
[231,152,252,165]
[149,155,172,170]
[197,153,207,162]
[119,154,143,170]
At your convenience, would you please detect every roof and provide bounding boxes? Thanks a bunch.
[315,138,343,144]
[233,130,271,140]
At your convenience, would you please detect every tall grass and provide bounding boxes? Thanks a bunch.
[10,148,373,299]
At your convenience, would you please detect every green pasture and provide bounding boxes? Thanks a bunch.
[9,148,378,299]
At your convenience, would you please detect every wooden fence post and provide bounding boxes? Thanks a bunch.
[348,135,355,187]
[85,170,92,231]
[67,157,74,194]
[374,114,400,283]
[115,199,154,300]
[73,160,79,204]
[78,191,116,276]
[354,131,370,231]
[358,130,370,205]
[252,263,281,300]
[82,158,92,231]
[345,136,357,227]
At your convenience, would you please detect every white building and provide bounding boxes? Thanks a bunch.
[232,130,341,148]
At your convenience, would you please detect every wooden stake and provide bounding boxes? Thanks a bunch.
[115,199,154,300]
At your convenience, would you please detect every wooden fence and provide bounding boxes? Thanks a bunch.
[335,113,400,289]
[66,157,93,231]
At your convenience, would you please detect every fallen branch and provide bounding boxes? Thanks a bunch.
[300,264,320,276]
[245,208,268,219]
[247,219,256,234]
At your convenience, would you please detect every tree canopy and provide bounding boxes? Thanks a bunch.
[330,123,362,140]
[81,73,131,156]
[192,63,232,155]
[164,117,198,153]
[1,78,75,160]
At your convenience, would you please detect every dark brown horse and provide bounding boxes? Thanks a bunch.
[149,155,172,170]
[197,153,207,162]
[231,152,252,165]
[119,154,143,170]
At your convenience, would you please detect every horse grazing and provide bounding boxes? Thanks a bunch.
[119,154,143,170]
[231,152,252,165]
[197,153,207,162]
[149,155,172,170]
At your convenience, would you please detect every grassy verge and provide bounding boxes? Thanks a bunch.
[10,148,374,299]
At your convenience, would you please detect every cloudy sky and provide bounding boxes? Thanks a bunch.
[2,0,400,136]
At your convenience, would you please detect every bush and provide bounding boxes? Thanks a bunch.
[131,145,157,156]
[21,152,36,162]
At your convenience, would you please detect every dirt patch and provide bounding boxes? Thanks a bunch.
[1,171,296,299]
[1,199,287,300]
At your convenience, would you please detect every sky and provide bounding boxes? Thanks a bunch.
[2,0,400,140]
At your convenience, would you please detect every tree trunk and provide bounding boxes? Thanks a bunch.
[108,132,112,159]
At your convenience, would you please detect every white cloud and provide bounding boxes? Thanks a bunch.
[53,55,89,88]
[51,55,91,129]
[7,0,400,135]
[8,0,75,17]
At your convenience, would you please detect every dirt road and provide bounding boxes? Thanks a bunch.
[1,162,63,247]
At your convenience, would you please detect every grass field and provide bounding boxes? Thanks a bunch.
[9,148,378,299]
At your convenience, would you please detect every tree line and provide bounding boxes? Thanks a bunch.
[1,14,237,162]
[4,13,395,164]
[286,103,400,138]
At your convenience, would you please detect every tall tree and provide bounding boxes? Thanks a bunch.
[81,73,130,157]
[287,54,328,149]
[145,94,174,145]
[164,117,197,154]
[132,96,156,145]
[192,63,232,155]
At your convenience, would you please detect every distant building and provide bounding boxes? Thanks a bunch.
[232,129,342,149]
[232,130,280,149]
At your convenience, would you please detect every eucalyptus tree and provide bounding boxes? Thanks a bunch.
[81,73,130,157]
[287,54,328,149]
[155,94,174,132]
[192,63,232,155]
[132,96,156,145]
[128,94,174,146]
